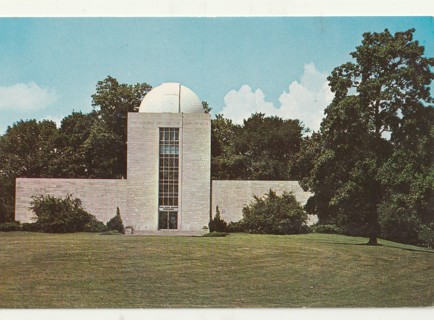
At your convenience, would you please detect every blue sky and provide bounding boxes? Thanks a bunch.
[0,17,433,134]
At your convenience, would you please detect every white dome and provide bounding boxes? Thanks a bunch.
[139,82,203,113]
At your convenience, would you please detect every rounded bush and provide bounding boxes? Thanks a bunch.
[30,194,104,233]
[240,190,308,235]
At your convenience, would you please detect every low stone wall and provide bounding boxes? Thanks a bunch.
[211,180,317,225]
[15,178,316,230]
[15,178,127,224]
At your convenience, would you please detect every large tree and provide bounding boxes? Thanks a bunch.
[211,114,242,179]
[0,120,59,222]
[49,111,98,178]
[303,29,434,245]
[91,76,152,178]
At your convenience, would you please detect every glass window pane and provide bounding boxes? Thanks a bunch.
[159,212,168,229]
[169,212,177,229]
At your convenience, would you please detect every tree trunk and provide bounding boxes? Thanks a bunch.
[367,233,378,245]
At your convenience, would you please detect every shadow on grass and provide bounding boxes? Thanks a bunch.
[319,240,434,254]
[379,244,434,254]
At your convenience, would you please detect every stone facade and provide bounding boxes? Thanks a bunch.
[211,180,317,225]
[15,178,127,224]
[126,112,161,230]
[179,114,211,231]
[126,112,210,231]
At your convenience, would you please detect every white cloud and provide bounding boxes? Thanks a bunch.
[222,85,277,124]
[220,63,334,132]
[0,82,57,111]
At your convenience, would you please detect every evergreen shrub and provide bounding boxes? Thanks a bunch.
[0,221,22,232]
[209,206,228,232]
[311,224,343,234]
[106,207,125,234]
[22,222,41,232]
[226,221,245,233]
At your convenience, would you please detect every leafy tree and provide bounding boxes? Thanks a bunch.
[50,77,152,180]
[289,132,323,181]
[30,194,104,233]
[0,120,59,222]
[0,175,14,223]
[49,111,98,178]
[211,113,304,180]
[91,76,152,178]
[304,29,434,245]
[83,120,123,178]
[211,114,243,179]
[0,120,58,179]
[202,101,212,113]
[239,190,308,235]
[106,207,125,234]
[233,113,304,180]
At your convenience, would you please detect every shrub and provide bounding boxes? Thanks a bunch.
[0,221,22,232]
[378,205,422,245]
[100,230,122,235]
[418,223,434,249]
[106,207,125,234]
[209,206,228,232]
[203,231,228,237]
[22,222,41,232]
[226,220,245,233]
[30,194,104,233]
[311,224,343,234]
[240,190,308,235]
[84,218,107,233]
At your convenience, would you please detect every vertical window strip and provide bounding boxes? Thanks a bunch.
[159,128,179,209]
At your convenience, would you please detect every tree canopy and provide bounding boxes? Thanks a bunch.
[91,76,152,178]
[211,113,305,180]
[300,29,434,245]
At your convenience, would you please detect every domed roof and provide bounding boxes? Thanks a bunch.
[139,82,203,113]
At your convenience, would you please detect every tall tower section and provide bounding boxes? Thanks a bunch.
[126,83,211,233]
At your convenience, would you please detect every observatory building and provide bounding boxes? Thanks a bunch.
[15,83,313,234]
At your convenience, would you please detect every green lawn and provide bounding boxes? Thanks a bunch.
[0,232,432,308]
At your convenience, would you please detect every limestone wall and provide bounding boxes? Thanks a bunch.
[127,112,163,230]
[15,178,127,224]
[180,112,211,231]
[211,180,317,225]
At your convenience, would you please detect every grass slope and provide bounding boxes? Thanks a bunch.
[0,232,432,308]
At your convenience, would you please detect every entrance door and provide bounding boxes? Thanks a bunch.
[158,211,178,230]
